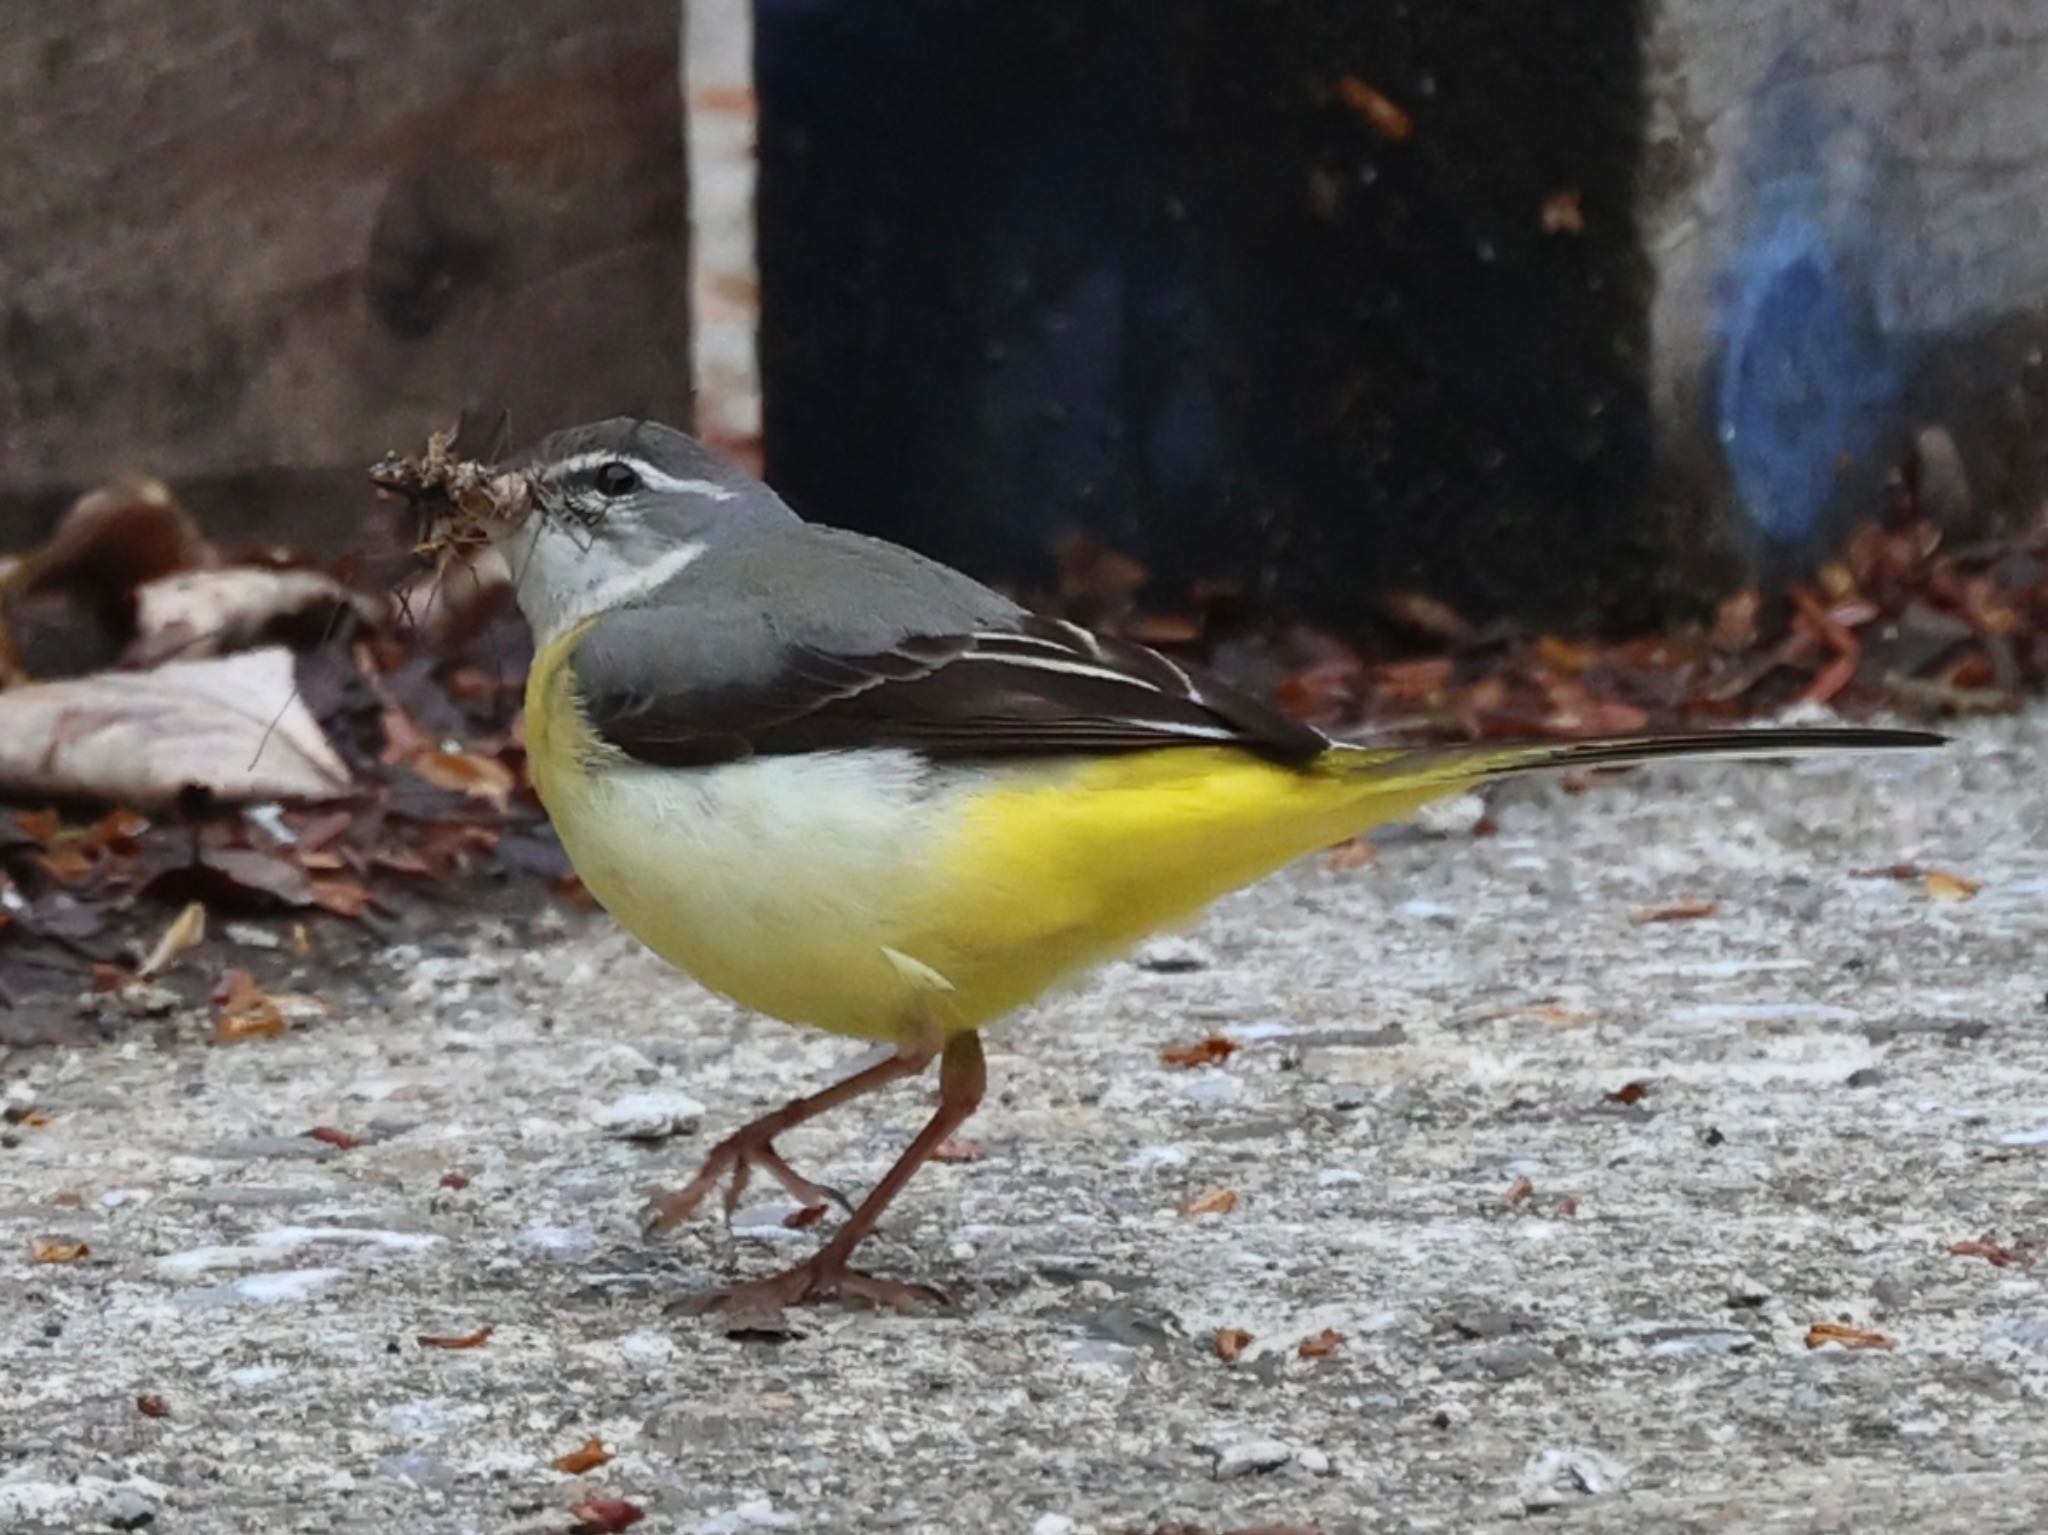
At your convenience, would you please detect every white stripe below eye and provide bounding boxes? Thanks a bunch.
[548,451,738,502]
[559,540,707,636]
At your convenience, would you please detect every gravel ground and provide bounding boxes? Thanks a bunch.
[3,713,2046,1535]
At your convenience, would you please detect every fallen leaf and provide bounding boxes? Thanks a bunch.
[30,1237,89,1264]
[1629,899,1718,924]
[439,1172,471,1191]
[1555,1196,1581,1218]
[410,749,516,811]
[1539,188,1585,234]
[1180,1187,1239,1217]
[139,901,207,979]
[0,649,350,806]
[136,1395,169,1418]
[552,1438,613,1475]
[1804,1320,1894,1351]
[781,1204,827,1230]
[1160,1035,1238,1068]
[1335,75,1414,142]
[303,1126,361,1151]
[1923,869,1980,902]
[1324,838,1375,871]
[1215,1327,1253,1362]
[568,1499,646,1535]
[1503,1175,1535,1207]
[211,968,286,1042]
[1607,1081,1652,1106]
[128,567,376,667]
[417,1325,494,1350]
[1298,1329,1344,1359]
[1950,1239,2033,1268]
[307,878,374,919]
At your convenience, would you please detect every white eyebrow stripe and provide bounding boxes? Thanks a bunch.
[548,451,738,502]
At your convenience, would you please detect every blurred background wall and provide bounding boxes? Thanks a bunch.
[2,1,2043,629]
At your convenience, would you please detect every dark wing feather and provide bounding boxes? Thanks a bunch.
[575,612,1329,769]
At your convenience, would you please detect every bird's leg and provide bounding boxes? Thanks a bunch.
[643,1042,937,1231]
[688,1030,986,1314]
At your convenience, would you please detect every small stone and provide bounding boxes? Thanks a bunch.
[1873,1275,1915,1310]
[1179,1072,1245,1109]
[375,1451,456,1490]
[1213,1436,1292,1479]
[1460,1341,1556,1379]
[1448,1307,1539,1340]
[1295,1447,1331,1475]
[591,1089,705,1141]
[1518,1447,1625,1508]
[1133,937,1211,973]
[1031,1516,1078,1535]
[106,1486,160,1532]
[1414,792,1487,836]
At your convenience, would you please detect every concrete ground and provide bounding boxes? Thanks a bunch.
[3,713,2046,1535]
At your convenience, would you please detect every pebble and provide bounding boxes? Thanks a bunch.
[376,1451,457,1490]
[1518,1447,1626,1508]
[591,1089,706,1140]
[514,1225,600,1261]
[1178,1072,1245,1109]
[1031,1517,1078,1535]
[689,1498,800,1532]
[1212,1436,1293,1479]
[1457,1341,1557,1380]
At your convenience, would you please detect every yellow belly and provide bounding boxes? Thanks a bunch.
[525,637,1448,1043]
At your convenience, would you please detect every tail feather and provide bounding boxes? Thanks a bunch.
[1332,725,1945,790]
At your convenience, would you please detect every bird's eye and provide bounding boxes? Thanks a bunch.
[593,461,641,498]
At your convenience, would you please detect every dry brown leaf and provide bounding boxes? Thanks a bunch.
[1324,838,1375,871]
[307,879,374,919]
[1503,1175,1535,1207]
[567,1499,646,1535]
[1539,188,1585,234]
[439,1172,472,1191]
[1298,1328,1344,1359]
[1215,1327,1253,1362]
[1923,869,1980,902]
[1180,1187,1239,1217]
[410,750,516,810]
[0,649,349,806]
[30,1237,90,1264]
[552,1438,613,1475]
[1804,1320,1894,1351]
[417,1325,494,1350]
[212,968,286,1042]
[1335,75,1414,141]
[1629,899,1718,924]
[139,901,207,979]
[303,1126,361,1151]
[136,1394,169,1418]
[1160,1035,1238,1069]
[1607,1081,1652,1106]
[1950,1239,2033,1268]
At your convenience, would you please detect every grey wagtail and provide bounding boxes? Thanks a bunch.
[446,416,1939,1313]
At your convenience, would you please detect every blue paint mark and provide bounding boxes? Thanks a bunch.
[1716,215,1898,543]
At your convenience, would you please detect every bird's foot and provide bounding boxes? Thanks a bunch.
[642,1127,850,1233]
[683,1251,948,1316]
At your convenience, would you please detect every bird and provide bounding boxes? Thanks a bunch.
[461,416,1941,1313]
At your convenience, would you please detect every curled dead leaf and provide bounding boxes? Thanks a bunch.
[1503,1175,1535,1207]
[128,567,377,667]
[1298,1328,1344,1359]
[136,1395,169,1418]
[1334,75,1414,142]
[552,1438,613,1475]
[410,749,516,810]
[211,968,286,1042]
[1215,1327,1253,1362]
[1950,1239,2033,1268]
[1607,1081,1652,1106]
[139,901,207,979]
[1160,1035,1238,1069]
[417,1325,494,1350]
[303,1126,361,1151]
[1180,1187,1239,1217]
[1923,869,1980,902]
[1324,838,1375,872]
[567,1499,646,1535]
[1629,899,1718,924]
[1804,1320,1894,1351]
[30,1237,90,1264]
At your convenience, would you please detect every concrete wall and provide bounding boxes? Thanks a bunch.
[1645,0,2048,573]
[0,0,689,546]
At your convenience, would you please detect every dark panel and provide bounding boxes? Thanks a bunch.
[757,0,1657,629]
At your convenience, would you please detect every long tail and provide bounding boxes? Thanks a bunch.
[1330,725,1946,792]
